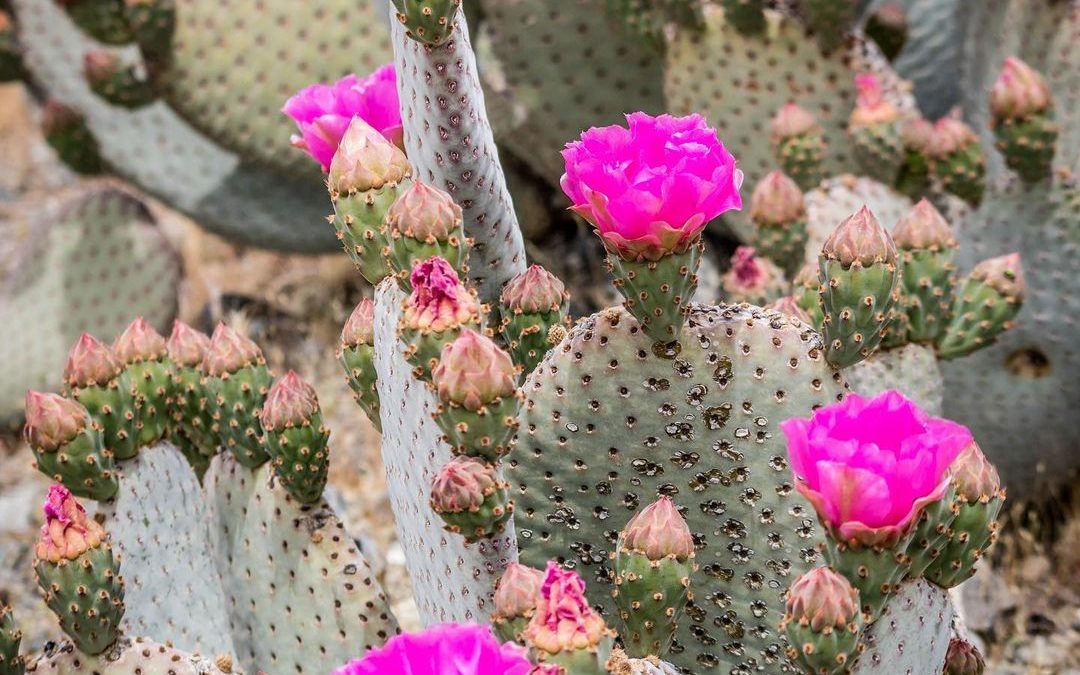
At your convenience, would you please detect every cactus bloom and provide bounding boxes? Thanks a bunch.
[784,567,860,632]
[332,623,531,675]
[722,246,785,297]
[329,117,412,194]
[35,485,106,563]
[949,442,1002,503]
[892,199,955,250]
[202,323,263,377]
[500,265,567,314]
[261,371,319,431]
[970,253,1025,301]
[849,74,900,127]
[494,563,545,620]
[341,298,376,347]
[990,57,1052,121]
[167,321,211,367]
[524,562,609,654]
[283,64,403,171]
[113,316,167,363]
[771,103,819,140]
[621,496,694,562]
[822,206,897,268]
[560,112,743,261]
[64,333,122,388]
[780,390,973,546]
[24,391,88,451]
[386,182,463,242]
[402,257,480,333]
[433,330,517,410]
[750,171,805,225]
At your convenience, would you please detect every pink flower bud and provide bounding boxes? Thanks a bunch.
[722,246,785,296]
[341,298,376,347]
[328,117,411,194]
[500,265,567,314]
[166,321,211,368]
[64,333,122,388]
[621,496,694,562]
[430,456,500,514]
[401,257,480,333]
[524,562,609,654]
[943,638,985,675]
[750,170,806,225]
[949,442,1002,503]
[202,323,263,377]
[261,371,319,431]
[494,563,545,620]
[433,330,517,411]
[113,317,167,364]
[850,74,901,127]
[771,103,819,140]
[900,117,935,153]
[929,117,978,157]
[821,206,897,267]
[784,567,860,632]
[35,485,106,562]
[990,57,1052,121]
[892,199,956,251]
[970,252,1024,301]
[24,391,88,452]
[386,182,463,242]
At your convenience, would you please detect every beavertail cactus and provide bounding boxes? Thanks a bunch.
[64,333,138,461]
[989,57,1056,183]
[384,181,469,286]
[720,246,787,306]
[166,321,217,473]
[113,317,171,448]
[780,566,863,675]
[339,298,381,431]
[398,257,483,378]
[429,456,512,542]
[499,265,569,377]
[261,371,330,504]
[24,391,118,501]
[892,199,958,344]
[33,486,124,656]
[937,253,1025,359]
[202,323,272,468]
[771,103,826,190]
[524,563,614,675]
[612,497,695,659]
[492,563,545,643]
[750,170,808,276]
[849,74,904,184]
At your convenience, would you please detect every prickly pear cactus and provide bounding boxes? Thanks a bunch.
[849,578,954,673]
[510,304,845,673]
[29,637,236,675]
[372,280,517,624]
[845,343,943,415]
[804,175,913,264]
[0,186,180,421]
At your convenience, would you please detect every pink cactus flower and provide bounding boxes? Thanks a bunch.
[332,623,531,675]
[560,112,743,261]
[283,64,403,171]
[35,485,106,562]
[401,257,480,333]
[524,562,610,654]
[780,390,973,547]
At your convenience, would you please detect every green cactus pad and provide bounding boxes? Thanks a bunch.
[204,362,272,468]
[204,452,400,674]
[68,372,139,461]
[0,605,24,675]
[822,537,910,622]
[31,418,119,502]
[851,122,905,185]
[755,219,808,279]
[263,408,330,505]
[607,244,703,344]
[993,111,1058,184]
[604,0,704,52]
[510,303,846,673]
[774,134,827,192]
[903,485,957,578]
[849,578,954,673]
[35,545,125,656]
[924,493,1003,589]
[29,636,235,674]
[501,307,566,379]
[339,342,381,432]
[932,140,986,207]
[170,362,219,471]
[125,358,172,448]
[843,343,943,415]
[101,442,235,659]
[819,254,900,370]
[434,394,520,462]
[613,549,693,659]
[59,0,133,44]
[897,250,956,346]
[936,266,1022,360]
[332,182,405,286]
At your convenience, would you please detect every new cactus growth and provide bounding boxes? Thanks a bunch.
[113,317,171,448]
[83,50,154,108]
[896,118,935,201]
[499,265,569,377]
[927,117,986,207]
[818,207,901,369]
[848,74,904,184]
[261,371,330,504]
[339,298,381,431]
[524,563,614,675]
[942,638,985,675]
[398,257,483,378]
[891,200,958,344]
[936,253,1024,359]
[429,456,512,542]
[40,100,104,174]
[0,605,22,675]
[780,566,863,675]
[24,391,118,501]
[33,486,125,656]
[391,0,462,47]
[612,497,695,659]
[989,57,1057,184]
[771,103,826,190]
[720,246,787,306]
[750,170,808,276]
[492,563,545,643]
[166,321,217,473]
[384,181,469,288]
[64,333,138,461]
[202,323,272,468]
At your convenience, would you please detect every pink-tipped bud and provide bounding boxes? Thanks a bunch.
[929,117,978,157]
[82,51,120,87]
[784,567,860,633]
[401,257,480,333]
[990,57,1052,121]
[35,485,106,563]
[524,562,609,654]
[202,323,263,377]
[261,371,319,431]
[341,298,376,347]
[900,117,935,153]
[167,321,211,368]
[432,330,517,411]
[822,206,897,267]
[41,99,84,137]
[750,171,806,225]
[64,333,122,388]
[768,296,813,324]
[850,74,900,126]
[24,391,88,451]
[500,265,567,314]
[771,103,819,140]
[113,317,167,364]
[892,198,956,251]
[722,246,786,299]
[970,253,1024,300]
[949,442,1002,503]
[621,496,694,562]
[328,117,411,194]
[494,563,545,620]
[943,638,985,675]
[430,456,500,514]
[386,182,463,242]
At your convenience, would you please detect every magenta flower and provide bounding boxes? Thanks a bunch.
[333,623,532,675]
[283,64,403,171]
[560,112,743,261]
[780,390,973,547]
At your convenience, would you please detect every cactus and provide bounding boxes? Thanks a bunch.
[63,333,139,461]
[750,171,809,277]
[202,323,272,468]
[720,246,787,306]
[391,0,461,46]
[430,455,513,542]
[943,637,985,675]
[165,321,217,474]
[40,100,105,174]
[113,317,172,448]
[0,606,24,675]
[83,50,154,108]
[936,253,1024,359]
[384,181,470,287]
[499,265,569,378]
[780,567,863,675]
[398,257,484,379]
[24,391,119,501]
[523,563,614,675]
[798,0,859,53]
[338,299,382,431]
[771,104,828,191]
[989,57,1057,183]
[849,74,905,185]
[261,371,331,504]
[492,563,544,642]
[29,637,235,674]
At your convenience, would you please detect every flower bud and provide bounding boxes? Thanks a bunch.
[82,50,120,87]
[202,323,263,377]
[892,199,956,251]
[341,298,376,347]
[386,182,462,242]
[433,330,517,411]
[113,316,167,364]
[621,496,694,562]
[24,392,88,452]
[500,265,567,314]
[821,206,897,267]
[850,74,900,127]
[990,57,1052,121]
[494,563,545,620]
[525,562,610,654]
[34,485,106,562]
[944,638,985,675]
[970,253,1024,301]
[771,103,819,140]
[750,171,805,225]
[64,333,122,388]
[949,442,1002,503]
[430,456,500,514]
[930,117,978,157]
[784,567,860,633]
[401,257,480,333]
[261,371,319,432]
[900,117,935,153]
[328,117,411,194]
[167,320,211,368]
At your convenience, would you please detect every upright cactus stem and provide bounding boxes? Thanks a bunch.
[64,333,138,461]
[339,299,382,431]
[113,317,172,448]
[202,323,272,468]
[936,253,1024,359]
[817,206,900,369]
[24,391,119,501]
[83,51,155,109]
[771,104,826,190]
[391,0,461,47]
[261,371,330,504]
[0,605,23,675]
[989,57,1057,183]
[780,567,863,675]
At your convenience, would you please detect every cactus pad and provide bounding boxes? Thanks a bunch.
[849,578,954,673]
[844,343,943,415]
[28,637,235,675]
